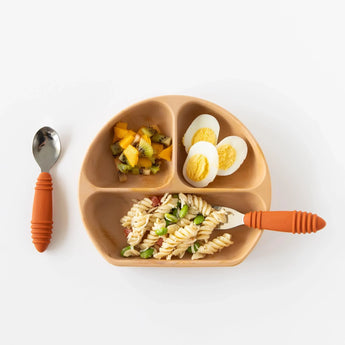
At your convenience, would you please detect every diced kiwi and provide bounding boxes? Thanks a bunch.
[151,133,162,142]
[151,133,172,146]
[118,172,127,183]
[131,167,140,175]
[110,142,123,156]
[141,127,156,137]
[138,138,153,158]
[117,163,132,173]
[161,136,172,147]
[150,165,160,174]
[119,152,129,164]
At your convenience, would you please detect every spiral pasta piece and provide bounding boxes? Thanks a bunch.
[122,247,140,257]
[168,240,194,259]
[160,193,170,204]
[120,197,153,228]
[127,213,151,246]
[167,224,180,234]
[168,204,200,257]
[139,194,178,243]
[178,193,189,207]
[179,193,213,217]
[197,209,228,242]
[139,218,166,250]
[154,223,199,260]
[125,195,177,247]
[152,195,178,220]
[192,233,233,260]
[145,194,178,230]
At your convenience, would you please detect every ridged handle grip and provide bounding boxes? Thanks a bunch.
[31,172,53,252]
[243,211,326,233]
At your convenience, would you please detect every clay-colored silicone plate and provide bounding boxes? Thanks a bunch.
[79,95,271,267]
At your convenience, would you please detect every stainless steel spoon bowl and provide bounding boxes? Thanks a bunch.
[33,127,61,172]
[31,127,61,252]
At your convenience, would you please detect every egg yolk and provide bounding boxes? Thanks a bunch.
[218,144,236,170]
[192,128,216,146]
[186,154,209,181]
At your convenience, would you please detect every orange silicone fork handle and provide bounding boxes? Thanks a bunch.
[243,211,326,234]
[31,172,53,252]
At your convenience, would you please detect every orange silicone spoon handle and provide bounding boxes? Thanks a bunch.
[243,211,326,233]
[31,172,53,252]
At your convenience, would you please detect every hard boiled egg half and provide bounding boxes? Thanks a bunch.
[216,136,248,176]
[183,114,220,153]
[183,141,218,188]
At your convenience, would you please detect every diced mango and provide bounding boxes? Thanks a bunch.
[115,122,128,129]
[123,145,139,167]
[137,157,152,168]
[127,130,136,137]
[158,145,172,161]
[113,127,128,142]
[119,134,135,149]
[137,127,146,136]
[141,134,151,145]
[152,143,164,155]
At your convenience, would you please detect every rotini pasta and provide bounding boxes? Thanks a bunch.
[168,240,194,259]
[145,194,178,230]
[152,194,178,221]
[197,209,228,242]
[120,193,232,260]
[192,233,233,260]
[139,218,166,250]
[127,213,151,246]
[120,197,153,228]
[160,193,170,204]
[179,193,213,217]
[129,195,177,246]
[122,247,140,257]
[154,223,199,260]
[167,224,180,234]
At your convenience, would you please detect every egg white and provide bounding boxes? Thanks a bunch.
[183,114,220,153]
[183,141,219,187]
[216,136,248,176]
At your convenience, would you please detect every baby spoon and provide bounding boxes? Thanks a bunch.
[31,127,61,252]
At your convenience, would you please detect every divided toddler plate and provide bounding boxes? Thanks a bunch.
[79,95,271,266]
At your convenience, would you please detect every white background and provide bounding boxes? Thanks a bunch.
[1,1,344,344]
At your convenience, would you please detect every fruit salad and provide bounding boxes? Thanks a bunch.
[110,122,172,182]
